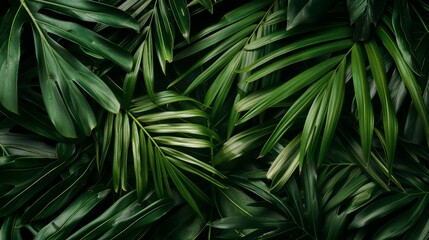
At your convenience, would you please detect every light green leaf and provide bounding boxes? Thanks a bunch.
[153,136,212,149]
[36,14,134,72]
[238,55,344,124]
[318,58,346,163]
[195,0,213,13]
[351,43,374,163]
[121,113,130,191]
[29,0,140,31]
[364,40,398,175]
[214,123,276,166]
[123,45,143,108]
[242,39,353,82]
[153,0,174,73]
[136,109,208,123]
[268,135,301,192]
[174,12,264,60]
[349,193,414,228]
[240,26,351,73]
[168,0,190,41]
[142,29,155,99]
[146,123,220,141]
[113,112,123,192]
[377,25,429,146]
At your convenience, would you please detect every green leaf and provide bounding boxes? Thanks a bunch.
[373,194,429,239]
[244,23,349,51]
[302,163,321,237]
[349,193,415,228]
[287,0,339,30]
[351,43,374,163]
[21,156,94,223]
[150,204,205,240]
[174,12,264,60]
[214,123,276,166]
[204,51,242,115]
[324,168,368,212]
[33,32,78,138]
[164,163,205,219]
[123,44,143,108]
[240,26,352,72]
[153,136,212,149]
[0,214,24,240]
[169,30,250,89]
[146,123,220,141]
[161,147,225,178]
[35,187,110,240]
[0,157,68,216]
[212,216,286,229]
[113,112,123,192]
[137,109,208,122]
[392,0,421,75]
[318,58,346,163]
[299,80,331,169]
[0,5,25,114]
[322,207,347,240]
[242,39,353,82]
[364,40,398,175]
[142,29,155,99]
[377,25,429,146]
[36,14,134,72]
[48,38,120,114]
[260,75,329,157]
[181,39,247,94]
[99,198,173,240]
[66,191,138,240]
[29,0,140,31]
[404,207,429,240]
[100,113,114,172]
[195,0,213,13]
[346,0,387,40]
[153,0,175,73]
[131,122,144,200]
[268,135,301,192]
[238,55,344,124]
[168,0,190,41]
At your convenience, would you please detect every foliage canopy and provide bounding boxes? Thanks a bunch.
[1,0,429,239]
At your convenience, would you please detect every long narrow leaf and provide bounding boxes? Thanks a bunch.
[238,55,344,124]
[0,5,25,113]
[377,25,429,146]
[351,43,374,163]
[364,40,398,175]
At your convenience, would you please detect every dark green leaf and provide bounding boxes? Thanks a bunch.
[35,187,110,240]
[346,0,387,40]
[66,191,138,240]
[29,0,140,31]
[0,157,68,216]
[287,0,339,30]
[0,6,25,113]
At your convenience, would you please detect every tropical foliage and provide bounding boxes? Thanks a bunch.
[1,0,429,239]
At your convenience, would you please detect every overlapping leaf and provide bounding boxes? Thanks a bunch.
[100,91,226,217]
[0,0,138,137]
